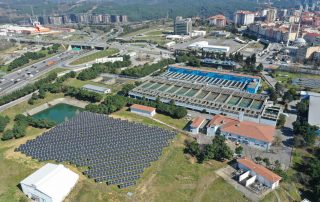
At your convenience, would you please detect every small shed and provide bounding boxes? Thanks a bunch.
[130,104,156,117]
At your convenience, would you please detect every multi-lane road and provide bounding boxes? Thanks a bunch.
[0,50,91,96]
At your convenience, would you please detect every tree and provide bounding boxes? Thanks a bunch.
[276,114,286,129]
[263,158,271,167]
[203,135,232,161]
[235,146,243,155]
[256,63,264,72]
[273,134,283,146]
[268,87,278,102]
[0,115,10,132]
[275,82,284,95]
[184,140,201,157]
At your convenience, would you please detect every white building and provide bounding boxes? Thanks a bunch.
[237,158,281,189]
[20,163,79,202]
[190,30,207,37]
[207,115,275,151]
[95,57,123,64]
[130,104,156,117]
[188,41,230,53]
[82,84,111,94]
[189,117,206,134]
[234,10,255,26]
[166,35,190,41]
[165,41,176,48]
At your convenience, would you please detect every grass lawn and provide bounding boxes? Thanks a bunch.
[0,95,247,202]
[70,48,119,65]
[274,71,320,90]
[64,78,123,93]
[2,93,65,129]
[154,113,189,130]
[38,67,67,79]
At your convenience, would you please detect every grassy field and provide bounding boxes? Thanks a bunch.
[0,96,249,202]
[64,78,124,93]
[70,48,119,65]
[274,71,320,91]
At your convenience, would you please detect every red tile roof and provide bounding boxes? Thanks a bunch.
[130,104,156,113]
[305,32,320,37]
[191,117,206,128]
[208,15,226,20]
[237,157,282,183]
[208,115,275,143]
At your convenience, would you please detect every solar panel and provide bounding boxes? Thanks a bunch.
[16,112,176,189]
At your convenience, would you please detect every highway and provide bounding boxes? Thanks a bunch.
[0,50,92,96]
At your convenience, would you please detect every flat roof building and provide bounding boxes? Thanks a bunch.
[308,93,320,128]
[20,163,79,202]
[174,16,192,35]
[130,104,156,117]
[237,157,281,189]
[82,84,111,94]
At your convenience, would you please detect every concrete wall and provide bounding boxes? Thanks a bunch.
[21,184,52,202]
[239,171,250,181]
[245,175,257,187]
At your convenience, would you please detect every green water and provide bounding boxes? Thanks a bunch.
[32,103,83,124]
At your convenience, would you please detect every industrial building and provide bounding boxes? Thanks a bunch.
[82,84,111,94]
[130,104,156,117]
[20,163,79,202]
[237,158,281,189]
[129,65,280,126]
[201,58,238,69]
[207,115,275,150]
[174,16,192,35]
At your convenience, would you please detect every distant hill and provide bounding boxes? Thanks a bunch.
[88,0,259,21]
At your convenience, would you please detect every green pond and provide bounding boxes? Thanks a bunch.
[32,103,83,124]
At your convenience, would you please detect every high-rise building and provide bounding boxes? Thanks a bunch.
[174,16,192,35]
[48,16,63,25]
[120,15,128,23]
[234,11,255,26]
[277,9,288,20]
[111,15,120,23]
[102,15,110,24]
[38,16,49,25]
[62,15,71,24]
[91,15,102,24]
[265,8,277,22]
[207,15,227,28]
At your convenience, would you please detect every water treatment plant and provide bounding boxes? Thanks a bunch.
[129,65,280,126]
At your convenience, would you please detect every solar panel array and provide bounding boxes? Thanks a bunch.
[16,112,176,188]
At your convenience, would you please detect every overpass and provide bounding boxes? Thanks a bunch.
[3,36,108,50]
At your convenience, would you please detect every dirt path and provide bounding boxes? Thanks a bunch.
[192,173,219,202]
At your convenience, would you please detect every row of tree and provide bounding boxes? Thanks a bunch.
[1,114,56,141]
[121,58,175,78]
[77,55,131,80]
[293,100,319,147]
[85,94,188,119]
[0,115,10,133]
[0,72,58,106]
